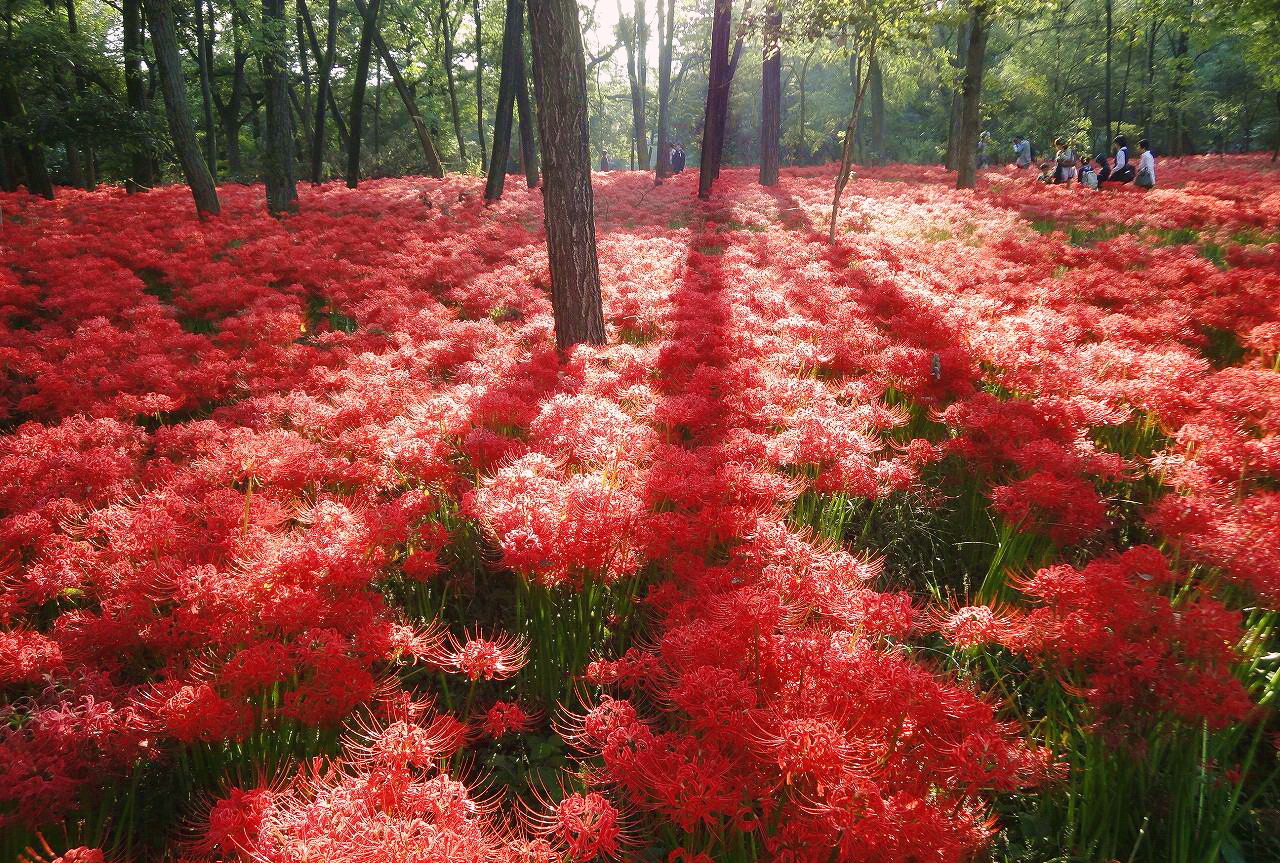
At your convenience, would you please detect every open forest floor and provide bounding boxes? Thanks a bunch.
[2,156,1279,863]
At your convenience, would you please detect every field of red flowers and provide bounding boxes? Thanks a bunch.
[1,156,1278,863]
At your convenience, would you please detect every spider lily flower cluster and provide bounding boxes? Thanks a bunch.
[0,155,1277,862]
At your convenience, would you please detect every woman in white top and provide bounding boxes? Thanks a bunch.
[1135,139,1157,188]
[1109,135,1135,183]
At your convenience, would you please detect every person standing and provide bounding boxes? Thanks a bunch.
[672,145,685,173]
[1135,139,1157,188]
[1108,135,1134,183]
[1013,135,1033,169]
[599,150,611,171]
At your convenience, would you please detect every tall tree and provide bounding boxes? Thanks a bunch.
[262,0,299,213]
[347,0,383,186]
[441,0,468,163]
[486,0,526,199]
[122,0,154,192]
[352,0,446,176]
[515,47,539,186]
[759,3,782,185]
[868,55,884,159]
[474,0,488,171]
[1104,0,1113,142]
[142,0,220,215]
[194,0,217,182]
[527,0,605,349]
[653,0,674,180]
[955,0,990,188]
[697,0,746,198]
[306,0,338,182]
[618,0,649,169]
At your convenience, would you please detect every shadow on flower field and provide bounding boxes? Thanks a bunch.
[1,156,1278,863]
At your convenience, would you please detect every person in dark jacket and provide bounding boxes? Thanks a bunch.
[1108,135,1134,183]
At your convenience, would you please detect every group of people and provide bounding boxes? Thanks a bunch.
[1013,133,1157,190]
[598,144,686,173]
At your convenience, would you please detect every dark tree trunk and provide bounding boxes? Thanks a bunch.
[352,0,445,176]
[0,82,54,199]
[474,0,488,171]
[262,0,299,213]
[697,0,733,198]
[143,0,219,215]
[219,6,251,176]
[195,0,217,181]
[123,0,155,192]
[441,0,467,164]
[527,0,604,349]
[347,0,382,186]
[515,52,538,186]
[303,0,337,182]
[653,0,674,180]
[485,0,525,200]
[869,55,884,160]
[759,4,781,185]
[955,0,989,189]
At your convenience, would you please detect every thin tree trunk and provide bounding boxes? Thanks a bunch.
[653,0,674,180]
[828,49,871,242]
[955,0,989,189]
[1105,0,1113,143]
[759,4,781,185]
[123,0,154,192]
[352,0,445,176]
[798,47,813,161]
[869,55,884,160]
[474,0,488,171]
[1117,25,1134,131]
[485,0,524,199]
[515,50,538,186]
[262,0,299,213]
[527,0,604,349]
[303,0,337,181]
[945,23,967,169]
[441,0,468,163]
[618,0,649,170]
[143,0,219,215]
[347,0,382,186]
[195,0,218,182]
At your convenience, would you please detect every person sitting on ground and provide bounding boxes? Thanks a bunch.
[1078,156,1099,189]
[1037,161,1055,183]
[1134,138,1157,189]
[1108,135,1135,183]
[1053,136,1078,184]
[1094,154,1111,184]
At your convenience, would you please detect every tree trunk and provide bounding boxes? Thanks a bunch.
[515,50,539,186]
[759,4,781,185]
[486,0,525,200]
[798,47,813,161]
[653,0,674,180]
[295,1,315,154]
[194,0,217,181]
[63,0,89,189]
[122,0,155,192]
[869,55,884,161]
[828,49,871,243]
[261,0,299,213]
[619,0,648,170]
[697,0,733,198]
[350,0,445,176]
[441,0,468,164]
[1117,26,1134,131]
[527,0,605,349]
[303,0,337,181]
[143,0,219,215]
[474,0,488,171]
[0,82,54,199]
[955,1,989,189]
[347,0,382,186]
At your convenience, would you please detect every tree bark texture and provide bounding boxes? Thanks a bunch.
[195,0,217,181]
[143,0,220,215]
[262,0,299,212]
[527,0,605,349]
[485,0,525,200]
[474,0,488,171]
[653,0,674,180]
[515,48,538,186]
[759,4,781,185]
[122,0,155,192]
[955,1,990,189]
[347,0,382,186]
[697,0,732,198]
